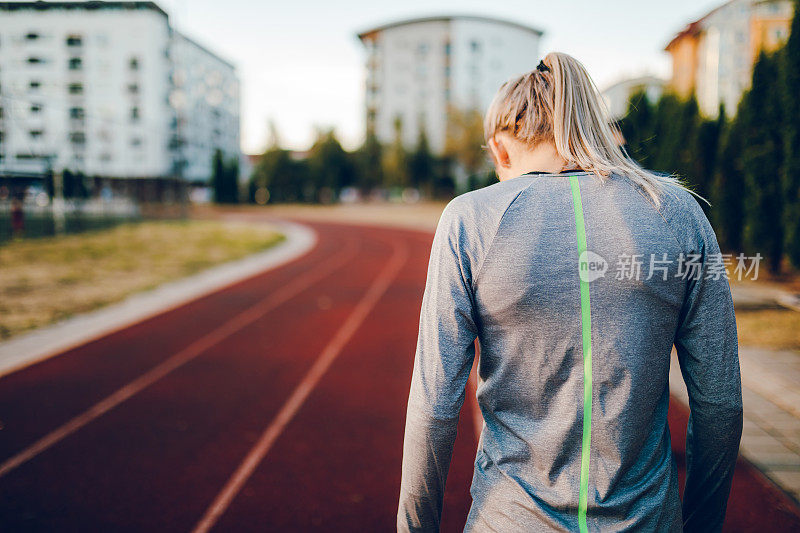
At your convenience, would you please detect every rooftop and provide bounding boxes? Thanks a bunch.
[357,14,544,42]
[174,31,236,71]
[0,1,168,17]
[663,0,734,51]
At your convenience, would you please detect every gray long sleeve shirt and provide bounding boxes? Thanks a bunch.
[398,171,743,532]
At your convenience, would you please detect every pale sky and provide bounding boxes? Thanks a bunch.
[157,0,722,154]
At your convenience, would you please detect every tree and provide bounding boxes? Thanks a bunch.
[226,156,240,203]
[355,128,383,192]
[307,128,355,202]
[211,149,239,203]
[691,108,726,212]
[382,116,409,188]
[740,51,785,273]
[650,94,701,180]
[711,111,745,252]
[249,147,308,203]
[61,169,89,199]
[431,156,456,199]
[408,127,435,194]
[445,106,488,191]
[619,89,655,165]
[781,0,800,267]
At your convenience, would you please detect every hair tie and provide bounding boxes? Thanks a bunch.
[536,59,550,73]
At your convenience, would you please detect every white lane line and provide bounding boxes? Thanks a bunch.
[191,240,409,533]
[0,238,360,480]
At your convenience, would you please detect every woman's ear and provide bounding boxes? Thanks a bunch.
[488,136,511,168]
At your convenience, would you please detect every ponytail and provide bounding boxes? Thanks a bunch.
[484,51,694,206]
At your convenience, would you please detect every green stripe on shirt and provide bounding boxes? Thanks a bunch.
[570,176,593,533]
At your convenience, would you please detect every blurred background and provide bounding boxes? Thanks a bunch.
[2,1,800,531]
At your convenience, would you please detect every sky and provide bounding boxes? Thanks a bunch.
[157,0,723,154]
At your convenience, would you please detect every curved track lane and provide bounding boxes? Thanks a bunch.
[0,218,797,532]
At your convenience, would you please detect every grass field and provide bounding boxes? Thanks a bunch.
[0,220,284,340]
[736,308,800,351]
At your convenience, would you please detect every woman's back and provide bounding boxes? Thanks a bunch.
[398,171,742,532]
[398,51,741,532]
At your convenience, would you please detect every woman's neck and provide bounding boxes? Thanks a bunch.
[497,141,569,181]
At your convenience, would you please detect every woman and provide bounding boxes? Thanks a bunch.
[397,52,742,532]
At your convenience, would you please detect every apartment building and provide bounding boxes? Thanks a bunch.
[0,1,240,198]
[170,32,240,185]
[665,0,794,117]
[357,15,543,155]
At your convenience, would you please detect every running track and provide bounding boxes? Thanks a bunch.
[0,219,798,532]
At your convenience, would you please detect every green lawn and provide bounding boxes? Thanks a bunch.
[0,220,284,340]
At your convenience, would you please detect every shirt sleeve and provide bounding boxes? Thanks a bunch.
[673,207,743,533]
[397,199,479,532]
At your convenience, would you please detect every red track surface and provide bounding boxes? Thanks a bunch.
[0,220,798,532]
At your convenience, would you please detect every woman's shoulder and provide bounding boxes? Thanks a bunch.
[611,171,716,250]
[434,178,535,266]
[442,176,536,225]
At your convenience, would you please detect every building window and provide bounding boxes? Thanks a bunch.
[25,32,39,41]
[68,57,82,70]
[128,83,139,94]
[29,80,41,90]
[68,83,83,95]
[69,107,85,120]
[470,40,481,53]
[131,137,142,147]
[129,57,140,70]
[69,131,86,144]
[444,41,451,56]
[130,107,140,121]
[66,35,82,47]
[27,57,44,65]
[29,130,43,139]
[30,103,42,113]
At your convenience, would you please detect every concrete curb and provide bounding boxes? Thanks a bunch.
[0,220,317,379]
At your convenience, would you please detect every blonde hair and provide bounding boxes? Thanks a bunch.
[484,52,689,206]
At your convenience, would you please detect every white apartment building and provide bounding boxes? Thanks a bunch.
[358,15,544,154]
[170,31,240,185]
[0,1,240,197]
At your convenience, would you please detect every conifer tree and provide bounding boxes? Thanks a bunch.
[711,107,745,252]
[409,126,435,194]
[781,0,800,267]
[740,51,785,273]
